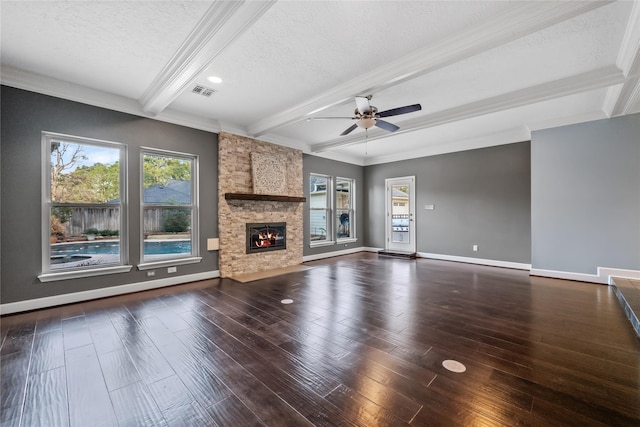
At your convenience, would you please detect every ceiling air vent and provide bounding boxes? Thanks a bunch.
[191,85,216,97]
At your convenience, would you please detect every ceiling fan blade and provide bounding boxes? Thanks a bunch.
[340,123,359,136]
[355,96,371,114]
[377,104,422,118]
[375,119,400,133]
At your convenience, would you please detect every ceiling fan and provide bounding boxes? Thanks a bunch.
[310,95,422,136]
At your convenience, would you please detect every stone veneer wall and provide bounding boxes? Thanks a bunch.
[218,132,304,277]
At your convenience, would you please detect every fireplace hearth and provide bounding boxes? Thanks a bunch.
[246,222,286,254]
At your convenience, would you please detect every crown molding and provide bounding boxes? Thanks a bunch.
[311,66,625,153]
[602,84,623,117]
[361,127,530,166]
[140,1,275,115]
[305,150,365,167]
[247,1,613,138]
[525,110,609,133]
[603,0,640,117]
[1,66,221,133]
[255,133,312,154]
[218,120,251,138]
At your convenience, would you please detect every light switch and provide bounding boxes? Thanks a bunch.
[425,204,435,210]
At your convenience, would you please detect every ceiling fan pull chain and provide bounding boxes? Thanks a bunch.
[365,129,368,156]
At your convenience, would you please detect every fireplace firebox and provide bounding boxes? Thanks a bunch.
[246,222,286,254]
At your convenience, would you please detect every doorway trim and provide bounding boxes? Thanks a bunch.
[385,176,416,253]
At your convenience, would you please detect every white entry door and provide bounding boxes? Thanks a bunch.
[385,176,416,253]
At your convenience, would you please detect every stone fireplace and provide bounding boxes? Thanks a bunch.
[218,132,304,278]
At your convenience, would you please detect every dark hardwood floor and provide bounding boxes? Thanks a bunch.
[1,253,639,426]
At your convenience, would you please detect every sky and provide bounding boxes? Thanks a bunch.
[52,142,120,173]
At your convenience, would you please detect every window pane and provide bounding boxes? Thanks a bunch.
[50,141,120,203]
[336,178,354,240]
[336,179,351,209]
[337,209,352,239]
[143,207,192,260]
[143,154,192,205]
[310,175,327,206]
[391,184,410,243]
[50,206,121,270]
[310,208,329,241]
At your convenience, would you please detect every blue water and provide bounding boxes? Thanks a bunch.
[145,240,191,255]
[51,240,191,256]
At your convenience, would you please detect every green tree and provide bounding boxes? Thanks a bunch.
[68,162,120,203]
[51,149,190,204]
[162,208,190,232]
[143,155,191,188]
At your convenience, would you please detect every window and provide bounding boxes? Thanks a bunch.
[309,174,332,245]
[41,132,130,281]
[336,177,355,241]
[139,149,200,268]
[309,173,357,246]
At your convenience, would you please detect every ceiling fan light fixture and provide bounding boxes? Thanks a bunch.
[356,117,376,129]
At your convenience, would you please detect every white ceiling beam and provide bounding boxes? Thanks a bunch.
[140,1,275,115]
[311,66,625,153]
[603,0,640,117]
[248,0,613,138]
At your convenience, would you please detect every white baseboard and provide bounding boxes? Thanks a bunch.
[362,246,384,253]
[0,270,220,315]
[303,246,376,262]
[529,268,602,284]
[530,267,640,285]
[598,267,640,285]
[304,248,531,271]
[417,252,532,271]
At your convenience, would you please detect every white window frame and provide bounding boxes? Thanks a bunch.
[309,173,334,247]
[137,148,201,270]
[336,177,357,243]
[39,132,132,282]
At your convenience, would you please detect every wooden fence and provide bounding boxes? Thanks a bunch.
[60,207,177,236]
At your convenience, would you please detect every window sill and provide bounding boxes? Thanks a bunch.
[38,265,133,283]
[337,238,358,244]
[310,240,335,248]
[137,256,202,271]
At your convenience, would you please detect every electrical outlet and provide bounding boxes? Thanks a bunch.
[472,244,478,252]
[146,271,155,277]
[167,266,177,273]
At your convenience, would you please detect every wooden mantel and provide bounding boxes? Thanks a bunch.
[224,193,306,203]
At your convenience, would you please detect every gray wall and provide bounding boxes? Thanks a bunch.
[531,113,640,274]
[303,154,364,256]
[364,142,532,263]
[1,86,218,304]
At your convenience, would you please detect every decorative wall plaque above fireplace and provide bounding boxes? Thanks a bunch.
[246,222,286,254]
[252,153,286,195]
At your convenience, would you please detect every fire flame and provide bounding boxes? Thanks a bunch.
[255,231,279,247]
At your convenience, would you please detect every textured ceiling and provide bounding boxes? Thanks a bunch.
[1,1,639,165]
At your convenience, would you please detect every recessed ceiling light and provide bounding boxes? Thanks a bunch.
[207,75,222,84]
